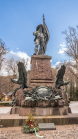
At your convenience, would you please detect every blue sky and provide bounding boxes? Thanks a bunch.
[0,0,78,68]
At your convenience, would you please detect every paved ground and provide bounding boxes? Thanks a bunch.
[0,107,12,114]
[0,125,78,139]
[69,101,78,113]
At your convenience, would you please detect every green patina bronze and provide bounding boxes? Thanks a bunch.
[24,86,63,101]
[11,62,28,106]
[55,65,70,89]
[33,14,50,55]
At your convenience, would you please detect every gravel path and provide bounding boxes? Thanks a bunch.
[0,125,78,139]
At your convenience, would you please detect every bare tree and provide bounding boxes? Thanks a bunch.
[63,26,78,60]
[6,58,18,77]
[63,26,78,79]
[22,58,29,71]
[0,39,8,71]
[0,39,9,95]
[0,58,18,94]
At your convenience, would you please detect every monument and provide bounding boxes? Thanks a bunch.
[10,15,71,116]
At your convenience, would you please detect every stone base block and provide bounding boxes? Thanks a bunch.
[10,106,20,114]
[10,106,71,116]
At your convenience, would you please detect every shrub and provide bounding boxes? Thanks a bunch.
[68,100,70,103]
[69,97,74,101]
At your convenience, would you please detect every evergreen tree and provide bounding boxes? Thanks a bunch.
[70,80,73,98]
[75,79,78,99]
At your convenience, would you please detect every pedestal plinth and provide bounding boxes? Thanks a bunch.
[30,55,53,86]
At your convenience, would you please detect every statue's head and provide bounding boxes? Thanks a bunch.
[36,24,44,33]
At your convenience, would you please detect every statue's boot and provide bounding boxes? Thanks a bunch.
[33,45,38,55]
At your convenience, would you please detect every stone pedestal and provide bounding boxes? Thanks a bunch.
[10,106,71,116]
[30,55,54,86]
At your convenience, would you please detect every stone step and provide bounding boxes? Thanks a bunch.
[1,113,78,127]
[0,120,3,127]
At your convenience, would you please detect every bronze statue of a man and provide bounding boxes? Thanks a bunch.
[33,14,50,55]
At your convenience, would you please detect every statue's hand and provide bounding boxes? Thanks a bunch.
[33,31,36,36]
[33,31,38,36]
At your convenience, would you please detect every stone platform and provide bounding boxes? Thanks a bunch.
[0,113,78,127]
[10,106,71,116]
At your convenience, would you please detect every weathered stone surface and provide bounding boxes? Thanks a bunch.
[15,87,33,106]
[0,119,3,128]
[37,100,49,107]
[19,107,35,116]
[62,90,68,106]
[30,55,53,87]
[52,88,68,106]
[58,99,65,107]
[25,100,33,107]
[50,100,58,107]
[11,106,70,116]
[15,89,24,106]
[21,100,25,107]
[62,90,67,99]
[29,82,54,87]
[10,106,20,114]
[38,123,56,130]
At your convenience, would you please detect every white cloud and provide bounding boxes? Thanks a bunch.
[52,65,56,69]
[9,51,30,62]
[60,43,66,47]
[58,42,68,54]
[16,47,19,49]
[50,60,52,63]
[52,60,76,70]
[52,61,62,69]
[58,49,64,54]
[55,61,61,66]
[10,51,16,54]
